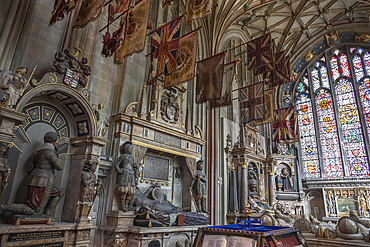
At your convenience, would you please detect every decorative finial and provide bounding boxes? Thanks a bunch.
[245,203,252,217]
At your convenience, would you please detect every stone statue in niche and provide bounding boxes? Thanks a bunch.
[95,103,109,138]
[281,168,296,192]
[24,132,65,215]
[189,160,208,214]
[248,164,258,196]
[115,141,138,211]
[0,143,10,200]
[76,161,101,222]
[0,67,28,108]
[52,47,91,88]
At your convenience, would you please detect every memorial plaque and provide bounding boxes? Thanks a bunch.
[8,231,65,242]
[143,154,170,182]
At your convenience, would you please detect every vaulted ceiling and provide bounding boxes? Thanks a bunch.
[187,0,370,62]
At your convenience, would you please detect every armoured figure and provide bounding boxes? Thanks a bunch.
[115,141,138,211]
[0,143,10,200]
[76,161,101,221]
[247,164,258,196]
[189,160,208,214]
[24,132,65,215]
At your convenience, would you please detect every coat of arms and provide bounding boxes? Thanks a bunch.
[160,90,180,124]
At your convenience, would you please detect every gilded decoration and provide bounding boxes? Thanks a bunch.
[142,154,170,182]
[154,131,181,148]
[323,188,370,217]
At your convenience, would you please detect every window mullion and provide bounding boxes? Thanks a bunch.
[308,66,326,178]
[346,45,370,172]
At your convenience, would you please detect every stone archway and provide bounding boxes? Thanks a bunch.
[8,73,106,222]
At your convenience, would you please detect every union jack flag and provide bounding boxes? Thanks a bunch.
[271,106,298,142]
[151,16,181,79]
[239,82,265,123]
[196,52,224,103]
[256,50,290,89]
[246,34,273,71]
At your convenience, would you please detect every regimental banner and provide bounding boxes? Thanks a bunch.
[211,61,236,108]
[186,0,213,25]
[49,0,77,26]
[271,106,298,142]
[250,88,275,126]
[110,0,130,14]
[73,0,105,29]
[239,82,265,123]
[151,16,181,78]
[102,17,127,57]
[195,52,224,103]
[246,34,273,71]
[164,30,198,88]
[64,68,79,88]
[115,0,150,64]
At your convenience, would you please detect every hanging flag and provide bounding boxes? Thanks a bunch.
[256,51,290,89]
[195,52,224,103]
[49,0,77,26]
[73,0,105,29]
[250,88,275,126]
[271,106,298,142]
[115,0,151,64]
[239,82,265,123]
[211,61,236,108]
[164,30,198,88]
[162,0,176,6]
[246,34,273,71]
[101,18,126,57]
[150,16,181,80]
[186,0,213,25]
[110,0,130,14]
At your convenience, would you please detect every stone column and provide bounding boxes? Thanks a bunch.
[62,136,107,223]
[267,165,276,206]
[239,161,248,214]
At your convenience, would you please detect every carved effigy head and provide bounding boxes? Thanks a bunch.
[197,160,204,170]
[44,131,59,143]
[120,141,133,154]
[0,142,9,159]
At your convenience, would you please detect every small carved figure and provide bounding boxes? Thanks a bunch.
[275,173,283,191]
[76,161,101,221]
[24,132,65,215]
[0,143,10,200]
[247,164,258,196]
[95,103,109,137]
[281,168,296,192]
[189,160,208,214]
[0,67,28,108]
[115,141,138,211]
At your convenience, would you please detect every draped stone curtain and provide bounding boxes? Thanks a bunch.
[185,157,197,179]
[132,145,147,184]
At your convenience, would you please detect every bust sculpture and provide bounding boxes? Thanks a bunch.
[114,141,138,211]
[24,132,65,215]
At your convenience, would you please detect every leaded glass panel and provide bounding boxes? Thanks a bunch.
[339,53,351,78]
[353,55,364,82]
[311,68,320,92]
[335,79,370,176]
[296,94,321,178]
[315,89,343,177]
[359,78,370,144]
[330,56,340,81]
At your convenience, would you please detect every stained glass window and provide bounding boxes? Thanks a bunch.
[339,53,351,77]
[296,94,321,178]
[296,45,370,180]
[353,55,364,82]
[330,56,340,81]
[315,89,343,177]
[335,79,370,176]
[311,68,320,92]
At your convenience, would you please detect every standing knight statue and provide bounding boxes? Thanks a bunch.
[189,160,208,214]
[114,141,138,211]
[24,132,65,215]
